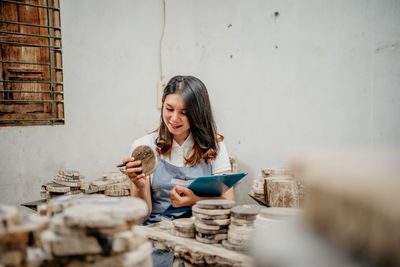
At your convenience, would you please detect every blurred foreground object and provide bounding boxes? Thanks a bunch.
[0,205,49,266]
[291,149,400,266]
[251,219,370,267]
[7,195,152,266]
[40,194,152,266]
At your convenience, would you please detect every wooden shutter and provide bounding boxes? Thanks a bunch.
[0,0,63,126]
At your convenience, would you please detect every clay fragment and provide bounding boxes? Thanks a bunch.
[131,145,158,176]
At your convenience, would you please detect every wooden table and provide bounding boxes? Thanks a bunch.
[137,221,254,267]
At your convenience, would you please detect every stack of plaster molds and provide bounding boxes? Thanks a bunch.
[82,172,131,197]
[250,176,264,199]
[40,170,84,200]
[171,218,195,238]
[192,200,235,244]
[222,204,259,251]
[0,205,49,267]
[39,194,152,266]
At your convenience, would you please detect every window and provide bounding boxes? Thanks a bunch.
[0,0,63,126]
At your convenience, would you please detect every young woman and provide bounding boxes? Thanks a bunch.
[122,75,233,224]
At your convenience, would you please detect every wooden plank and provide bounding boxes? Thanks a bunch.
[137,222,254,266]
[0,103,43,113]
[0,2,19,31]
[0,112,54,120]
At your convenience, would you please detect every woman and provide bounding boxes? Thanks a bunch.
[122,75,233,224]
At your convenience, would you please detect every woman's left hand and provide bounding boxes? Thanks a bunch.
[169,185,200,208]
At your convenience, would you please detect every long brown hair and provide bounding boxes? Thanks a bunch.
[155,75,223,166]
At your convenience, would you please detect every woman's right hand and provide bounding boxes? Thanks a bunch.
[122,157,147,188]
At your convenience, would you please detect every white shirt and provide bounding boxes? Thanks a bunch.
[129,132,231,175]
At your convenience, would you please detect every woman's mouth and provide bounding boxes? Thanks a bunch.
[169,123,182,129]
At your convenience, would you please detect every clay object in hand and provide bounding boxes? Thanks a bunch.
[131,145,158,176]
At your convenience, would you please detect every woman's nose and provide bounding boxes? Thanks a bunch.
[171,111,180,121]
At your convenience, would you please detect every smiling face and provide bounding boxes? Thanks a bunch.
[162,93,191,145]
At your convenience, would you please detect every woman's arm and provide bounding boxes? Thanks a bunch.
[124,157,153,221]
[169,170,234,208]
[130,177,152,219]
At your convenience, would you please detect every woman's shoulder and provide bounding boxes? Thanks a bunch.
[211,139,231,174]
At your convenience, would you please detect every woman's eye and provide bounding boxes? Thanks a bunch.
[181,111,186,115]
[166,108,173,112]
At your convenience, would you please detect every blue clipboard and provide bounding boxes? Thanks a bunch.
[162,172,248,215]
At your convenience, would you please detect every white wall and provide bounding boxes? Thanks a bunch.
[1,0,399,205]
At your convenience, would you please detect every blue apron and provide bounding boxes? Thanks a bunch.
[146,157,212,266]
[145,158,212,224]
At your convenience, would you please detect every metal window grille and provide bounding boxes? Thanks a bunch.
[0,0,64,126]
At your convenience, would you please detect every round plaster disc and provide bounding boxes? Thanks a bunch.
[192,205,231,216]
[230,217,256,225]
[197,217,230,226]
[193,211,230,220]
[131,145,158,176]
[196,232,227,241]
[195,226,228,235]
[229,223,255,235]
[195,199,236,210]
[171,228,195,238]
[195,234,220,244]
[62,197,148,228]
[221,239,248,251]
[172,218,195,229]
[231,205,260,220]
[228,231,250,245]
[195,220,224,231]
[46,194,107,216]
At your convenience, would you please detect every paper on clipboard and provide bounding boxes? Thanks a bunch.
[162,172,248,215]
